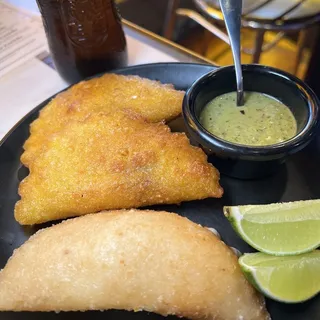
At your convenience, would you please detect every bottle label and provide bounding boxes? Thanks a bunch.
[60,0,111,48]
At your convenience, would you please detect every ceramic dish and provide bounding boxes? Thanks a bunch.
[0,63,319,320]
[183,64,320,179]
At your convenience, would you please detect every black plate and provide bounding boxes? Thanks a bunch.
[0,63,319,320]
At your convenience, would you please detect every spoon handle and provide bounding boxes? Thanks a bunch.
[219,0,244,106]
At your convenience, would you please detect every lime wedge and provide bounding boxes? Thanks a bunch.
[224,200,320,255]
[239,251,320,303]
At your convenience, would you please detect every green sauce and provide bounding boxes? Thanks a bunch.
[199,91,297,146]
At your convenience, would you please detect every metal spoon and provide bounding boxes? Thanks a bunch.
[219,0,244,106]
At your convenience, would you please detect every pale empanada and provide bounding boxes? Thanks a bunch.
[0,210,270,320]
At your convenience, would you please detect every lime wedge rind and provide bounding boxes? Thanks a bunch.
[224,204,320,256]
[229,200,320,217]
[239,252,320,304]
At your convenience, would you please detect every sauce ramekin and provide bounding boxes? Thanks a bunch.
[182,64,320,179]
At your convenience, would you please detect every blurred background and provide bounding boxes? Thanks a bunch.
[117,0,320,80]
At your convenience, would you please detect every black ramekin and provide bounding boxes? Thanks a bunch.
[183,64,320,179]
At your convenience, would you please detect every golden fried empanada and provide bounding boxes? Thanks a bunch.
[0,210,270,320]
[15,111,222,225]
[22,74,184,166]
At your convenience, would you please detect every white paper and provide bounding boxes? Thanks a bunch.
[0,1,47,77]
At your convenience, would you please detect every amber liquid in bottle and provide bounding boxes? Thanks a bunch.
[36,0,128,83]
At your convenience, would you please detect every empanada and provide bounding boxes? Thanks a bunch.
[22,74,184,166]
[0,210,270,320]
[15,111,222,225]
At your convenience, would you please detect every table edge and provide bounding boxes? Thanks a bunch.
[123,19,216,65]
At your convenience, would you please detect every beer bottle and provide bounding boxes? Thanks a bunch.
[36,0,128,83]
